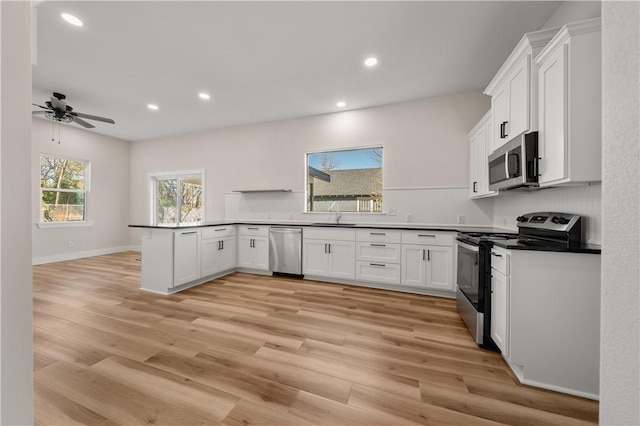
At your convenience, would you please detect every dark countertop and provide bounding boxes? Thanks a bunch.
[128,221,508,234]
[492,238,601,254]
[129,221,602,254]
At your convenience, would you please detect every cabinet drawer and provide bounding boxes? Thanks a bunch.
[356,261,401,285]
[356,242,401,263]
[238,225,269,237]
[491,247,510,275]
[304,228,356,241]
[356,229,401,244]
[201,226,235,240]
[401,231,453,246]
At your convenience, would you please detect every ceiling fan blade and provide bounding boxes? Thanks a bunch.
[71,116,95,128]
[70,111,115,124]
[32,103,50,110]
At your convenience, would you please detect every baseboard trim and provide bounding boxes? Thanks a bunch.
[32,246,141,265]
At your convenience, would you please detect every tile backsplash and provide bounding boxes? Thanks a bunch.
[224,184,602,244]
[492,183,602,244]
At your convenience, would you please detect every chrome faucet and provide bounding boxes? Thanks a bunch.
[329,201,341,224]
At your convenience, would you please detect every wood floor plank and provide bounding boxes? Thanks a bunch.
[418,381,596,426]
[196,345,353,404]
[255,344,422,401]
[144,349,301,411]
[348,384,504,426]
[35,360,217,425]
[35,380,112,426]
[89,355,239,422]
[33,251,598,426]
[289,389,424,426]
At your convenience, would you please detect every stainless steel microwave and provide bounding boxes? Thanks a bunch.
[488,132,539,191]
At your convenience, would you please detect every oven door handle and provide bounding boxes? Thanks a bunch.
[456,240,479,252]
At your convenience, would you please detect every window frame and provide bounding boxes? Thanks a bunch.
[38,153,91,229]
[149,169,206,226]
[304,145,384,214]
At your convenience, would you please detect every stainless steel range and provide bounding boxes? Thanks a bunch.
[456,212,583,351]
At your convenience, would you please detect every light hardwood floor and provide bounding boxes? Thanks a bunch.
[33,251,598,425]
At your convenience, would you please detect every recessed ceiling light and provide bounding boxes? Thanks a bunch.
[364,57,378,67]
[147,104,159,111]
[198,93,211,100]
[61,13,83,27]
[336,101,346,108]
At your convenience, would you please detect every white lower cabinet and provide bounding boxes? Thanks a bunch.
[354,233,402,285]
[173,230,201,287]
[401,244,453,291]
[490,247,510,356]
[237,226,270,272]
[200,226,236,277]
[303,228,356,280]
[400,230,454,291]
[494,248,601,399]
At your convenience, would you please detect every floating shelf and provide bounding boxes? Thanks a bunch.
[232,189,292,193]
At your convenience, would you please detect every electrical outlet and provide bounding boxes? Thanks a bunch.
[388,208,396,216]
[266,212,271,219]
[458,215,465,224]
[67,240,74,248]
[406,213,413,223]
[503,217,508,226]
[288,213,294,220]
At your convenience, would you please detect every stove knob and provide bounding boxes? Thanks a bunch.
[516,216,528,223]
[552,216,570,225]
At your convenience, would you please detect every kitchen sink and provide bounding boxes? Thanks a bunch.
[310,223,357,227]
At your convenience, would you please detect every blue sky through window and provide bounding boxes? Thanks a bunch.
[308,147,382,170]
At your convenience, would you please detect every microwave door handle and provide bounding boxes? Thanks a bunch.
[504,153,510,178]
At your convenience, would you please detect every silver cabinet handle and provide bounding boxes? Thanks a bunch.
[370,263,386,267]
[215,228,227,232]
[370,244,386,247]
[427,249,430,261]
[324,243,328,253]
[491,251,503,257]
[370,232,386,236]
[418,234,436,238]
[181,231,197,235]
[247,227,259,230]
[422,249,426,261]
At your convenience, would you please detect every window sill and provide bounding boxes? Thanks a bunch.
[36,221,94,229]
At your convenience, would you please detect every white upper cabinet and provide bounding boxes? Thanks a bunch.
[469,111,497,199]
[484,27,559,152]
[534,18,601,187]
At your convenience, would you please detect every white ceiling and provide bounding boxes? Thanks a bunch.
[32,1,561,142]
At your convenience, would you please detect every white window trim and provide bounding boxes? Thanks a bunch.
[38,154,91,228]
[149,169,206,226]
[304,145,384,213]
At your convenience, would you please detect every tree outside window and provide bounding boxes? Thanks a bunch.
[152,172,203,226]
[40,155,89,223]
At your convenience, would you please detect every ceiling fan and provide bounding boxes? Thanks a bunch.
[32,92,115,129]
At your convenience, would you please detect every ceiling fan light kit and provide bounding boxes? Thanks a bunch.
[32,92,115,129]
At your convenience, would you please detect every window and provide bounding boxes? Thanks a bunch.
[306,147,383,213]
[40,155,89,223]
[150,171,204,226]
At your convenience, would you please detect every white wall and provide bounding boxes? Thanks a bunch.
[0,2,34,423]
[130,91,491,237]
[600,1,640,424]
[32,117,132,264]
[542,1,601,30]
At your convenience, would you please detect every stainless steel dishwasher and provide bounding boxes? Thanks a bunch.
[269,227,302,277]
